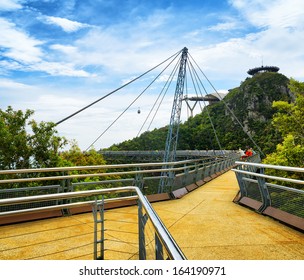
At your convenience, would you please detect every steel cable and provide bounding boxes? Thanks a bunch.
[55,49,184,126]
[85,50,183,150]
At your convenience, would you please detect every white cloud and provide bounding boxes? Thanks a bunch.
[6,89,177,149]
[0,19,94,77]
[0,60,23,72]
[0,78,34,90]
[0,18,43,63]
[62,9,183,74]
[229,0,304,29]
[43,16,91,32]
[191,21,304,83]
[34,61,93,77]
[50,44,78,54]
[0,0,22,11]
[208,20,239,32]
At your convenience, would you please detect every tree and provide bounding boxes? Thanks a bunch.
[59,140,106,168]
[0,106,67,169]
[263,79,304,168]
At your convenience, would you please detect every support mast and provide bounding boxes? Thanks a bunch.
[158,47,188,193]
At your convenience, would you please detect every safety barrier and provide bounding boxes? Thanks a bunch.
[232,162,304,231]
[0,155,238,221]
[0,154,238,260]
[0,186,186,260]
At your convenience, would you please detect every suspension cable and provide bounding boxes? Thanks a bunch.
[188,53,265,156]
[187,57,224,153]
[146,60,180,132]
[137,55,182,136]
[55,49,184,126]
[85,50,182,150]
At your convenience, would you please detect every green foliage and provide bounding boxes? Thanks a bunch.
[263,134,304,168]
[107,127,168,151]
[0,106,67,169]
[271,98,304,146]
[262,79,304,219]
[263,78,304,169]
[58,141,120,193]
[107,72,292,155]
[59,140,106,168]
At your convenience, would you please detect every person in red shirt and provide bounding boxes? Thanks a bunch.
[245,148,253,157]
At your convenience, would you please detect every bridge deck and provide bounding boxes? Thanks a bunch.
[0,171,303,260]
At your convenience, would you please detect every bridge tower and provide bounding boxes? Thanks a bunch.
[158,47,188,193]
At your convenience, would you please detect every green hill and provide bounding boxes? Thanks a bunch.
[106,72,295,155]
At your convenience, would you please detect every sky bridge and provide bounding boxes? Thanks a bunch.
[0,49,303,268]
[0,157,303,261]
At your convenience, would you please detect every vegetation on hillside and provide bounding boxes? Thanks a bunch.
[0,107,108,189]
[106,72,294,155]
[1,73,302,171]
[0,106,106,171]
[263,78,304,169]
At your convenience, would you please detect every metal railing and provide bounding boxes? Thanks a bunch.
[0,154,237,259]
[0,155,239,259]
[101,149,237,158]
[232,161,304,230]
[0,186,186,260]
[0,155,238,211]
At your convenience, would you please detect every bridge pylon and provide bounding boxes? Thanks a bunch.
[158,47,188,193]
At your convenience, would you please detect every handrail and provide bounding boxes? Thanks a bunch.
[0,195,138,217]
[0,157,235,185]
[235,161,304,173]
[0,156,234,176]
[0,186,135,206]
[231,169,304,185]
[233,161,304,230]
[0,167,169,184]
[136,190,186,260]
[242,177,304,194]
[0,186,186,260]
[0,158,201,175]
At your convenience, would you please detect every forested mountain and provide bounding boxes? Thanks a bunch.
[106,72,295,155]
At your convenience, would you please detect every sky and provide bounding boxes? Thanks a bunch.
[1,0,304,150]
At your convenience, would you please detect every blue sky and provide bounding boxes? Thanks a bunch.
[1,0,304,150]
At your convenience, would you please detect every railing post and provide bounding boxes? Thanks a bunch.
[92,197,105,260]
[217,160,222,172]
[234,165,248,197]
[195,161,200,183]
[235,172,247,198]
[60,174,72,215]
[155,233,164,260]
[215,160,220,173]
[256,168,271,212]
[134,168,144,192]
[183,163,189,186]
[138,200,148,260]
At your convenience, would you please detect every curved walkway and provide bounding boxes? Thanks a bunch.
[155,171,303,259]
[0,171,303,260]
